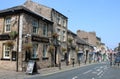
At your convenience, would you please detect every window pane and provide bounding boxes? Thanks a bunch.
[43,45,47,57]
[3,46,10,59]
[32,20,38,34]
[32,44,38,58]
[43,24,47,36]
[5,17,11,32]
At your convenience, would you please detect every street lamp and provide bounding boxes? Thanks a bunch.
[53,37,60,66]
[22,34,31,71]
[51,33,60,66]
[24,34,31,62]
[24,34,31,43]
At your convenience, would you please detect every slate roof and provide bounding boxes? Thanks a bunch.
[76,36,89,45]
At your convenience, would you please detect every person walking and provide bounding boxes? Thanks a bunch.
[72,59,75,67]
[109,53,112,66]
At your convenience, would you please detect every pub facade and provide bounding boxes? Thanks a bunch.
[0,6,53,71]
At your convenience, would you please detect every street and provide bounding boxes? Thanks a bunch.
[26,62,120,79]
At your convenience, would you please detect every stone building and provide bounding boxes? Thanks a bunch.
[23,0,68,65]
[0,6,53,71]
[96,36,102,52]
[77,30,97,46]
[77,30,96,62]
[67,30,77,64]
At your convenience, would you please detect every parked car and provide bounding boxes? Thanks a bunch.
[114,56,120,63]
[114,52,120,66]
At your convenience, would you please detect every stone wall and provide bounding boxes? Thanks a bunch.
[23,0,52,20]
[77,30,97,46]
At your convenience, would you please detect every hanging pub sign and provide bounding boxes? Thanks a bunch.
[0,34,10,40]
[32,35,49,43]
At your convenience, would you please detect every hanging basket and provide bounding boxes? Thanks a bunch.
[5,40,14,48]
[48,45,55,54]
[23,43,32,52]
[52,33,59,38]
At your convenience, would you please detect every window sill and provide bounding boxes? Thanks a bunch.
[30,58,39,60]
[42,57,49,60]
[1,58,10,61]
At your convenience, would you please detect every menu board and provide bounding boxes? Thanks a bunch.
[26,60,35,74]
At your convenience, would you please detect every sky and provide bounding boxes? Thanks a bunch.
[0,0,120,49]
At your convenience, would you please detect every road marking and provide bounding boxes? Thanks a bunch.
[72,76,78,79]
[99,73,103,78]
[96,69,100,72]
[83,70,92,74]
[92,71,97,74]
[97,70,103,76]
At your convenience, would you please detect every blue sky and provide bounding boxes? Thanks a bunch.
[0,0,120,49]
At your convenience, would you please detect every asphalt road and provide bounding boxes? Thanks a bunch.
[26,62,120,79]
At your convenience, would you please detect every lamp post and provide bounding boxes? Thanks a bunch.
[24,34,31,62]
[52,33,59,66]
[53,37,59,66]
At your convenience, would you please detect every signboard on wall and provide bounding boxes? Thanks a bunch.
[0,34,10,40]
[32,35,49,43]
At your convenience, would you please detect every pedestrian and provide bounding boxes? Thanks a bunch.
[109,53,112,66]
[59,60,61,70]
[78,60,80,66]
[72,59,75,67]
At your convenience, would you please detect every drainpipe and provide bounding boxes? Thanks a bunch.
[16,14,20,72]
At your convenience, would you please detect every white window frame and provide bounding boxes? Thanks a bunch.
[43,44,48,57]
[3,45,10,59]
[57,28,61,40]
[5,17,11,32]
[32,19,38,34]
[63,20,66,27]
[63,31,66,41]
[32,44,38,58]
[43,23,48,37]
[57,16,61,25]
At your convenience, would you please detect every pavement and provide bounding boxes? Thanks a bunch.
[0,62,96,79]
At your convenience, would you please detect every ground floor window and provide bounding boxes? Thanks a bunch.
[3,45,10,59]
[31,44,38,58]
[43,44,48,57]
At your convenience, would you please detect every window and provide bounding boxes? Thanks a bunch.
[57,29,61,40]
[63,20,66,27]
[63,31,66,41]
[57,16,61,25]
[43,44,48,57]
[32,44,38,58]
[43,23,48,37]
[5,17,11,32]
[3,45,10,59]
[32,20,38,34]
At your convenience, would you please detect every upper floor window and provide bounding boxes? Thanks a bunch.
[63,20,66,27]
[32,20,38,34]
[43,23,48,37]
[5,17,11,32]
[63,31,66,41]
[3,45,10,59]
[57,28,61,40]
[57,16,61,25]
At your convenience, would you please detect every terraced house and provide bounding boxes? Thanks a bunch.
[23,0,68,66]
[0,5,53,71]
[0,0,68,71]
